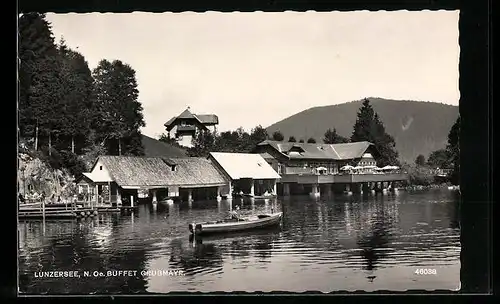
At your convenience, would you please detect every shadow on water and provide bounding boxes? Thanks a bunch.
[19,190,461,293]
[186,227,282,263]
[19,217,149,294]
[168,238,223,275]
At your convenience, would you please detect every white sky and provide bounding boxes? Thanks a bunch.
[45,11,460,138]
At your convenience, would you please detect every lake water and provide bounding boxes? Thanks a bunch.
[18,189,461,294]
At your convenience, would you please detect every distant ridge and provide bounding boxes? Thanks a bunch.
[266,97,459,164]
[141,134,188,158]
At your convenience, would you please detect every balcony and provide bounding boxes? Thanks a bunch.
[279,166,409,184]
[282,167,316,175]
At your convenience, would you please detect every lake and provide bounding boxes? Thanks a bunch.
[18,189,461,294]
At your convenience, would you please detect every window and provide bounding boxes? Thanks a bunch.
[100,166,103,170]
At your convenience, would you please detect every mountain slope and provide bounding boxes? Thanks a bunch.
[141,135,188,158]
[266,97,459,164]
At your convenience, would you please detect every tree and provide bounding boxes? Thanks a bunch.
[271,130,284,141]
[18,13,65,152]
[214,129,246,152]
[446,116,460,185]
[307,137,316,143]
[92,59,146,156]
[188,129,216,157]
[323,128,350,144]
[250,125,268,143]
[288,136,297,142]
[427,149,449,168]
[239,125,268,152]
[415,154,426,166]
[57,38,95,154]
[351,98,400,166]
[299,139,305,143]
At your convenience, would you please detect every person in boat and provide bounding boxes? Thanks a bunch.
[228,205,241,220]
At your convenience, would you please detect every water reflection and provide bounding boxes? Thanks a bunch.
[19,190,460,293]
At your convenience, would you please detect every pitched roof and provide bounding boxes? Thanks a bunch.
[177,108,197,119]
[94,156,176,188]
[194,114,218,124]
[209,152,281,180]
[259,152,275,160]
[164,108,219,128]
[91,156,228,188]
[141,135,188,158]
[168,158,228,187]
[257,140,373,160]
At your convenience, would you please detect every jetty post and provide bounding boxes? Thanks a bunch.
[108,181,111,205]
[42,198,45,221]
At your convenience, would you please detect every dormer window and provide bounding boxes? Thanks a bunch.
[171,165,177,172]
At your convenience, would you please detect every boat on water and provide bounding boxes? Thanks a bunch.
[189,212,283,236]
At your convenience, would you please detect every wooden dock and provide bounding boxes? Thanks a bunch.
[18,202,123,220]
[120,206,139,213]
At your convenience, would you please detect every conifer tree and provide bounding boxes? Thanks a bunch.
[351,98,400,166]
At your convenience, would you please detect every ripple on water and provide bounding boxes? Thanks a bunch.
[19,192,461,293]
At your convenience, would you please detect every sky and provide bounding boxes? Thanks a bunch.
[45,11,460,138]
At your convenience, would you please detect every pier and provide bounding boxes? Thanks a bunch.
[255,140,409,197]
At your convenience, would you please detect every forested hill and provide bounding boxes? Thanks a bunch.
[266,97,459,164]
[141,135,187,158]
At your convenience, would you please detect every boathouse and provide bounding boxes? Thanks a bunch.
[254,140,408,196]
[77,156,229,206]
[208,152,281,198]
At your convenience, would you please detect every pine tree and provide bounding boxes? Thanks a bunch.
[18,13,65,152]
[288,136,297,142]
[351,98,400,166]
[58,38,95,154]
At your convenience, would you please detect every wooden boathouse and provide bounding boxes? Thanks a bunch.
[208,152,281,198]
[254,140,408,196]
[77,156,229,206]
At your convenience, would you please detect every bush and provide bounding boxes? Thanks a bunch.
[59,150,87,177]
[407,165,435,186]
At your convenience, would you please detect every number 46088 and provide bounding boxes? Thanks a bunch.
[415,268,437,275]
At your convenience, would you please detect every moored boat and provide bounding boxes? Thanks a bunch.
[189,212,283,236]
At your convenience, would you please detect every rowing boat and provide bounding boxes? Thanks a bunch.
[189,212,283,236]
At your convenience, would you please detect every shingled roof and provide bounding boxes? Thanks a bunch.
[90,156,228,188]
[168,157,228,187]
[257,140,375,160]
[164,107,219,129]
